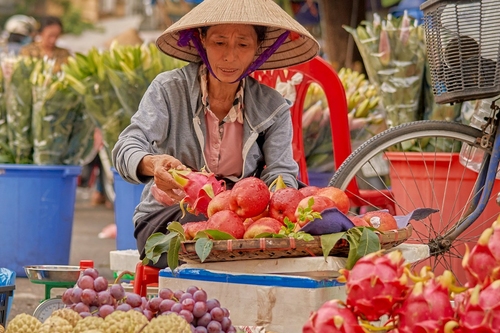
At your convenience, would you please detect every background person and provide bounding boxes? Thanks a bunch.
[112,0,319,268]
[2,14,38,55]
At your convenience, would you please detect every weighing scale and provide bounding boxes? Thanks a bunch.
[24,261,93,322]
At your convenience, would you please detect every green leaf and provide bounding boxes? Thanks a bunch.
[167,221,186,239]
[167,234,182,270]
[345,232,360,270]
[320,232,346,260]
[194,231,210,240]
[195,238,214,262]
[142,232,179,265]
[254,232,275,238]
[204,230,235,240]
[357,227,381,257]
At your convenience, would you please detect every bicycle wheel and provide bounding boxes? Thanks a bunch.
[329,120,500,285]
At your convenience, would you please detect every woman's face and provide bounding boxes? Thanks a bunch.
[39,24,62,50]
[202,24,259,83]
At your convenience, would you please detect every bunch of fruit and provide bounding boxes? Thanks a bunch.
[303,218,500,333]
[5,267,237,333]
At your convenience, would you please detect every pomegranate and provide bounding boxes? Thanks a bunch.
[302,299,364,333]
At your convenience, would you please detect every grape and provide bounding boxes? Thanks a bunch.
[210,307,224,322]
[192,301,208,318]
[79,312,91,318]
[70,287,83,304]
[221,308,229,317]
[197,312,212,327]
[141,297,148,310]
[62,288,73,305]
[116,303,132,312]
[186,285,199,295]
[78,275,95,290]
[206,299,220,312]
[174,289,184,300]
[97,290,113,305]
[109,284,126,300]
[148,296,162,312]
[74,302,90,313]
[171,302,183,313]
[207,320,222,333]
[81,289,97,306]
[193,289,208,302]
[227,326,237,333]
[82,268,99,279]
[180,292,194,302]
[179,309,194,323]
[159,288,174,300]
[99,304,115,318]
[181,298,195,312]
[194,327,208,333]
[221,317,231,331]
[93,276,108,292]
[125,292,143,308]
[143,309,154,321]
[159,299,176,313]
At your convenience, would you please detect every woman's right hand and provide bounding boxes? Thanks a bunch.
[138,154,187,203]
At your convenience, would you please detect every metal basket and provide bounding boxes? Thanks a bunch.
[421,0,500,104]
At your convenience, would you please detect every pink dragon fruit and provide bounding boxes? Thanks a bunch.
[395,271,457,333]
[169,168,226,217]
[338,250,409,321]
[455,280,500,333]
[462,226,500,287]
[302,299,364,333]
[488,219,500,262]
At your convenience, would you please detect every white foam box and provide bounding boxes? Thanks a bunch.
[159,267,346,333]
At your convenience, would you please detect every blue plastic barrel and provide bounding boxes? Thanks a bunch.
[112,169,144,250]
[0,164,81,277]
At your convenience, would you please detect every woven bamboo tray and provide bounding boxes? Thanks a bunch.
[178,224,413,263]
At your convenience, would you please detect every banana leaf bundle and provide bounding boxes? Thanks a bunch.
[344,11,426,127]
[62,101,95,166]
[0,57,14,163]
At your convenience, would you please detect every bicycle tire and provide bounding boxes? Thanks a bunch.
[329,120,498,285]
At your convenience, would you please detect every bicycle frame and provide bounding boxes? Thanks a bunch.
[443,105,500,242]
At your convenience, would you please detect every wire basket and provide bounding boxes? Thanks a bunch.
[421,0,500,104]
[0,285,15,328]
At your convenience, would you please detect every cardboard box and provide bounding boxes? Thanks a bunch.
[159,268,346,333]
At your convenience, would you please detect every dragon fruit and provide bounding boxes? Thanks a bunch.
[455,280,500,333]
[169,168,226,217]
[462,226,500,287]
[488,219,500,262]
[338,250,409,321]
[395,271,457,333]
[302,299,365,333]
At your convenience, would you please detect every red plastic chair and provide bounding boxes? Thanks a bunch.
[253,56,395,211]
[133,262,160,297]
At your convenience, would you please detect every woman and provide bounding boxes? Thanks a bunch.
[112,0,319,267]
[3,15,38,55]
[19,16,70,72]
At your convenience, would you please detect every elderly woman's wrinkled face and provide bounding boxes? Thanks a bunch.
[202,24,259,83]
[40,23,62,51]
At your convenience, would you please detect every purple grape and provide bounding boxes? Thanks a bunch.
[109,284,125,300]
[141,296,148,310]
[125,292,143,308]
[180,292,194,302]
[171,302,183,313]
[159,288,174,300]
[193,289,208,302]
[210,307,224,322]
[143,309,154,321]
[197,312,212,327]
[62,288,73,305]
[81,289,97,306]
[82,268,99,279]
[181,298,195,312]
[221,317,231,331]
[192,301,207,318]
[70,287,83,304]
[206,299,220,312]
[97,290,113,305]
[179,309,194,323]
[174,289,184,300]
[99,304,115,318]
[93,276,108,292]
[186,285,199,295]
[194,327,208,333]
[227,326,237,333]
[116,303,132,312]
[147,297,162,312]
[159,299,176,313]
[78,275,95,290]
[79,311,91,318]
[207,320,222,333]
[74,302,90,313]
[221,308,229,317]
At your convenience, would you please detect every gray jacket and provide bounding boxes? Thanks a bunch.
[112,62,299,223]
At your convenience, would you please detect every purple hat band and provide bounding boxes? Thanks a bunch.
[178,28,290,82]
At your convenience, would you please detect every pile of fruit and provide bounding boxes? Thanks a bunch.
[303,218,500,333]
[3,267,236,333]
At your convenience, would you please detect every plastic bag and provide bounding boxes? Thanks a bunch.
[0,267,16,324]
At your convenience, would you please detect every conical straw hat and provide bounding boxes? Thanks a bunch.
[156,0,320,70]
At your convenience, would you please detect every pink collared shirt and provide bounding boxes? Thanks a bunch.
[199,65,244,178]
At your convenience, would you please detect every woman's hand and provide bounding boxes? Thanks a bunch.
[138,154,187,202]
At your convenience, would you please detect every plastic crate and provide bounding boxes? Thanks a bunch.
[0,285,15,328]
[421,0,500,104]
